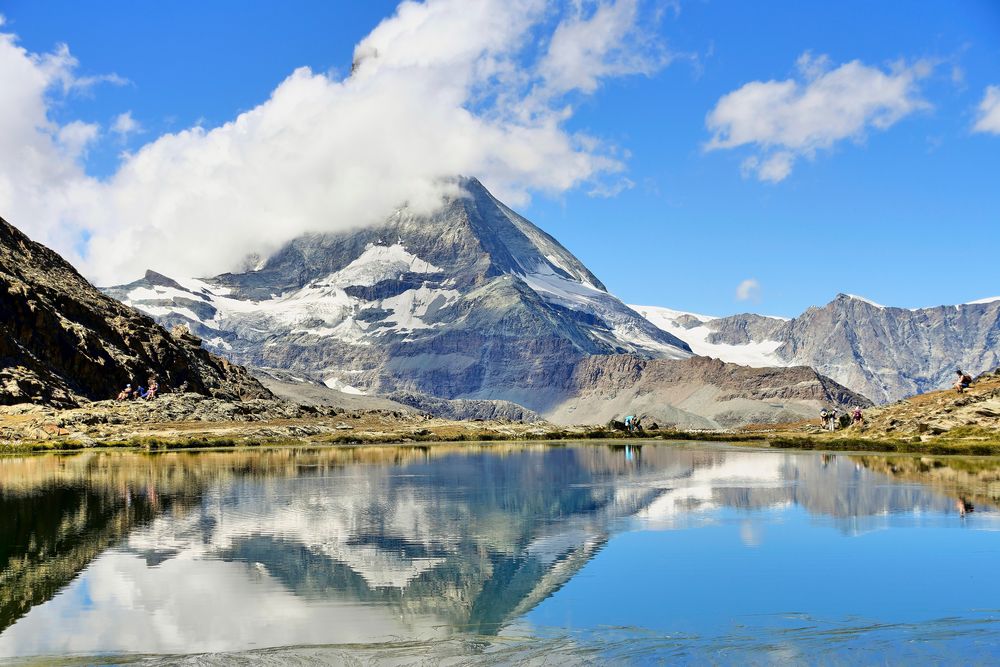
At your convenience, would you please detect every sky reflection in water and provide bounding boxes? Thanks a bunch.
[1,443,999,663]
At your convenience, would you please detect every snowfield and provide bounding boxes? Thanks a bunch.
[629,304,789,368]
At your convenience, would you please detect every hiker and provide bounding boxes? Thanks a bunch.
[826,409,838,431]
[852,407,863,426]
[819,408,829,429]
[954,369,973,393]
[624,415,635,432]
[142,378,159,400]
[116,384,132,401]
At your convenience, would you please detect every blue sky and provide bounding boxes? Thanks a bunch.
[2,0,998,316]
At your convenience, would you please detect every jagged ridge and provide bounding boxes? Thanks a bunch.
[0,216,271,407]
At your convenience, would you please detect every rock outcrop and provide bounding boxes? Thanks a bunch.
[861,367,1000,438]
[0,216,271,408]
[546,355,871,428]
[385,391,543,423]
[251,368,540,422]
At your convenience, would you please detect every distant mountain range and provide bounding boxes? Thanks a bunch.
[632,294,1000,404]
[4,175,991,423]
[103,177,865,426]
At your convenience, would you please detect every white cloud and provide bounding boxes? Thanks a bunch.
[588,176,634,197]
[0,32,104,255]
[0,0,671,285]
[537,0,668,97]
[111,111,142,139]
[735,278,760,302]
[706,52,931,182]
[973,85,1000,135]
[57,120,100,159]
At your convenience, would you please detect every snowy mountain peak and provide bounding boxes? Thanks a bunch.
[105,177,691,411]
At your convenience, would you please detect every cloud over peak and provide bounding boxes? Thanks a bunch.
[705,52,931,182]
[0,0,671,285]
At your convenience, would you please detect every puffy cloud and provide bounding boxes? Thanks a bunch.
[0,0,670,285]
[972,85,1000,135]
[537,0,669,97]
[57,120,101,159]
[706,53,931,182]
[0,31,105,256]
[735,278,760,302]
[110,111,142,139]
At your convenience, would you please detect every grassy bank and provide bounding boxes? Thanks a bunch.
[0,427,768,455]
[766,435,1000,456]
[3,426,997,456]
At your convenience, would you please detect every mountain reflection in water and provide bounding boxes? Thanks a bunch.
[1,443,999,661]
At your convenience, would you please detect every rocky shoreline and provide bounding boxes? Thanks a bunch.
[0,392,564,452]
[3,369,998,455]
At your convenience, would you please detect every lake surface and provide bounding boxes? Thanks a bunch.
[2,442,1000,664]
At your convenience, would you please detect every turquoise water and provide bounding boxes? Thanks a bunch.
[1,443,999,664]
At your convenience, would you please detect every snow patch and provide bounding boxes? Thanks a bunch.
[629,304,717,326]
[519,261,607,309]
[630,304,788,368]
[517,269,689,359]
[844,294,886,309]
[205,337,232,350]
[330,243,441,288]
[380,286,459,332]
[966,296,1000,305]
[323,378,365,395]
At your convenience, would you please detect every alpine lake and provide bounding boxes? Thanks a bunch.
[2,441,1000,665]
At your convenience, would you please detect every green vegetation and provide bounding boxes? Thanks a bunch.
[767,435,1000,456]
[2,424,997,456]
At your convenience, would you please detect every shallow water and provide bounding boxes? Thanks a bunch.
[2,442,1000,664]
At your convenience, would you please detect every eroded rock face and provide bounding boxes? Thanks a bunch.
[0,216,271,407]
[385,391,543,423]
[635,295,1000,404]
[546,355,871,428]
[768,296,1000,403]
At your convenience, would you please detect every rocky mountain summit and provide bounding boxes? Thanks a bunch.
[635,294,1000,404]
[107,178,691,410]
[0,216,270,408]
